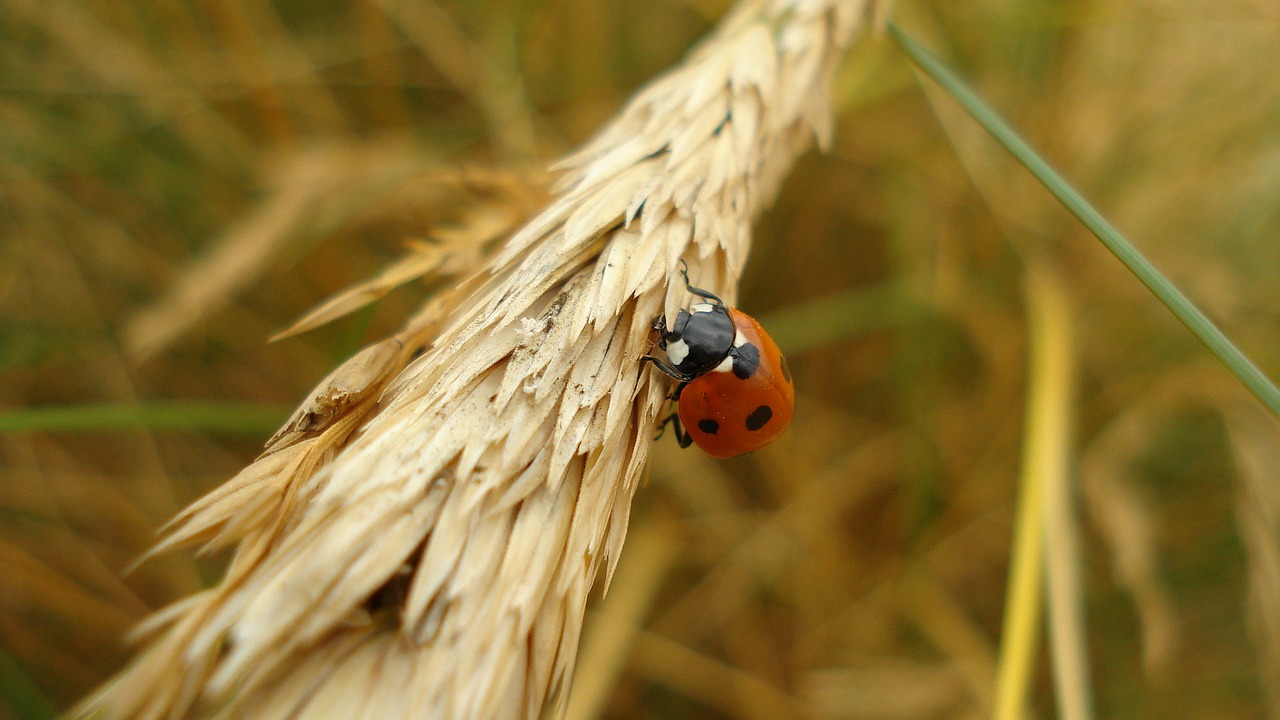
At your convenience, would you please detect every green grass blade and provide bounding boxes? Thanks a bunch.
[0,402,290,435]
[887,23,1280,419]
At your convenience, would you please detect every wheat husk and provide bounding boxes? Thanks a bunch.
[77,1,877,717]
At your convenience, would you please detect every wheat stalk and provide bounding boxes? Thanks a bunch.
[78,1,877,717]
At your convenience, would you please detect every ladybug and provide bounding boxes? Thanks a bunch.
[645,262,795,458]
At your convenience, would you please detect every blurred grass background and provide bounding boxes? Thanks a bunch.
[3,0,1279,718]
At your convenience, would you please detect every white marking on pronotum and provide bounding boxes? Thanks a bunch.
[666,339,690,366]
[713,355,735,373]
[691,303,715,314]
[732,330,747,348]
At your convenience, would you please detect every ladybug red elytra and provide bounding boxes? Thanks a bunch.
[645,262,795,458]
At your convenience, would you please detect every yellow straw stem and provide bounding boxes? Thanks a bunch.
[993,261,1076,720]
[1030,265,1094,720]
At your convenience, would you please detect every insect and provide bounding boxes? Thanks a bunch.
[645,262,795,458]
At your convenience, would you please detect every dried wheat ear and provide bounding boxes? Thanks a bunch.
[78,1,877,717]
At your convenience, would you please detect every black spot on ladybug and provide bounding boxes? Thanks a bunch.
[744,405,773,431]
[779,354,792,384]
[731,343,761,379]
[697,418,720,435]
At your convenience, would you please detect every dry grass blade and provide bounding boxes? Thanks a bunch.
[1080,396,1183,679]
[3,0,253,172]
[270,173,541,342]
[374,0,541,159]
[77,1,878,718]
[1223,402,1280,717]
[122,142,431,362]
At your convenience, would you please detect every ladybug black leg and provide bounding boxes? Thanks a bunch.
[656,411,693,448]
[641,355,693,383]
[650,313,672,348]
[676,259,725,308]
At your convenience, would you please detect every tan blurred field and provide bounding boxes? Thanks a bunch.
[2,0,1279,718]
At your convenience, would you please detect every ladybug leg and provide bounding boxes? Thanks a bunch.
[650,313,671,349]
[676,259,725,308]
[641,355,692,383]
[656,411,693,449]
[650,378,691,447]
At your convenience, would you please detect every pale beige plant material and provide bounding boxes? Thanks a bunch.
[80,1,877,717]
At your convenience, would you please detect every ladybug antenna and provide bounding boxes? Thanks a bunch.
[676,259,725,307]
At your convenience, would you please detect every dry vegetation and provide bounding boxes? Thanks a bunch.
[2,1,1279,719]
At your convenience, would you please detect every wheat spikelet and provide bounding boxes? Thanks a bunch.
[78,1,877,717]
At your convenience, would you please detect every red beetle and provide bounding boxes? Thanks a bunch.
[646,263,795,458]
